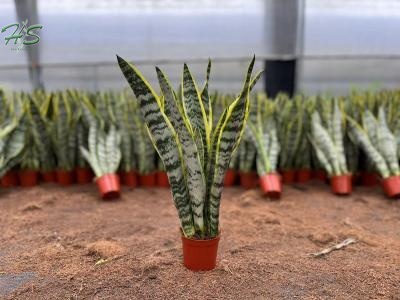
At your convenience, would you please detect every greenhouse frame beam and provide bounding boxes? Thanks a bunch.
[14,0,43,89]
[264,0,303,97]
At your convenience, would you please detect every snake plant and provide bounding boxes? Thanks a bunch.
[276,93,303,171]
[0,119,25,177]
[51,91,77,171]
[79,112,122,178]
[348,107,399,179]
[248,94,280,176]
[309,99,349,177]
[118,55,261,238]
[24,95,56,172]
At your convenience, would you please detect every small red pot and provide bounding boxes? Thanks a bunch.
[56,170,75,186]
[296,169,312,183]
[1,170,19,187]
[41,171,56,183]
[239,171,258,189]
[18,170,39,187]
[381,176,400,198]
[223,169,237,187]
[259,173,282,199]
[330,175,352,195]
[181,234,220,271]
[281,170,295,184]
[157,171,169,187]
[121,171,138,187]
[75,167,93,184]
[96,173,121,200]
[139,173,156,187]
[361,172,378,187]
[313,170,327,182]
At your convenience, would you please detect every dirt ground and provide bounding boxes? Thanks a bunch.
[0,181,399,299]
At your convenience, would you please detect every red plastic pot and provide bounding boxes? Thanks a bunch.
[1,170,19,187]
[121,171,138,187]
[181,234,220,271]
[296,169,312,183]
[75,167,93,184]
[381,176,400,198]
[139,173,156,187]
[361,172,378,187]
[281,170,295,184]
[259,173,282,199]
[96,173,121,200]
[223,169,237,187]
[18,170,39,187]
[239,171,258,189]
[41,171,56,183]
[157,171,169,187]
[56,170,75,186]
[313,170,327,182]
[330,175,352,195]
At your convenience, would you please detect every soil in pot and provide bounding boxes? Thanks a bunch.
[139,173,156,187]
[75,167,93,184]
[56,170,75,186]
[19,170,39,187]
[239,171,258,189]
[1,170,19,187]
[223,169,237,187]
[381,176,400,199]
[281,170,295,184]
[96,173,121,200]
[121,171,138,188]
[157,171,169,187]
[181,234,220,271]
[330,175,352,195]
[259,173,281,199]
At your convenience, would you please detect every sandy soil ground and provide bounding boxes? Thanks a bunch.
[0,182,399,299]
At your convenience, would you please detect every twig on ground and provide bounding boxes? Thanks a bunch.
[310,238,357,258]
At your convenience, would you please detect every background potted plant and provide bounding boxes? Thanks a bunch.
[348,108,400,198]
[51,91,77,185]
[118,55,260,270]
[276,93,302,184]
[309,99,351,195]
[238,139,257,189]
[80,106,122,199]
[248,96,281,198]
[0,119,25,186]
[293,95,313,183]
[27,94,57,183]
[113,92,138,188]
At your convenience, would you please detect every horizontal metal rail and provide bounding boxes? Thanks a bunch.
[0,54,400,70]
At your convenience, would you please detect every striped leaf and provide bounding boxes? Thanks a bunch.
[117,55,195,237]
[347,117,390,178]
[208,56,254,236]
[182,63,210,158]
[156,67,206,235]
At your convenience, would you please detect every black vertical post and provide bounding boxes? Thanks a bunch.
[264,60,296,98]
[264,0,300,98]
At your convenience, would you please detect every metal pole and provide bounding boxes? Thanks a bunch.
[264,0,301,97]
[14,0,44,90]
